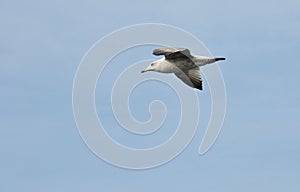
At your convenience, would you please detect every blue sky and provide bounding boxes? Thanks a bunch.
[1,0,300,191]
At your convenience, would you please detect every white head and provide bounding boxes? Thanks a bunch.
[141,60,162,73]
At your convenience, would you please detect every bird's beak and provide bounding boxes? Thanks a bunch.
[141,66,151,73]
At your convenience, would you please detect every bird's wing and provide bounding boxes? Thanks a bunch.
[153,47,192,60]
[175,68,203,90]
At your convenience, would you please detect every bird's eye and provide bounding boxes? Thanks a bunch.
[151,63,154,66]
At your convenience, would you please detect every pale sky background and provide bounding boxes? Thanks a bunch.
[1,0,300,191]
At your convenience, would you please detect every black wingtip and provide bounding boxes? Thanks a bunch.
[215,57,226,61]
[194,83,203,90]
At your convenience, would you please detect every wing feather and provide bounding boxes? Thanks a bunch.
[175,68,203,90]
[153,47,192,60]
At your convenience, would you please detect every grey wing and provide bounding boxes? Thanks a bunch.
[153,47,192,60]
[175,68,203,90]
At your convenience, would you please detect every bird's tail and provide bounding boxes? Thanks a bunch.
[215,57,226,61]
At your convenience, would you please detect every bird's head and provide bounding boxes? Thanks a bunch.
[141,61,160,73]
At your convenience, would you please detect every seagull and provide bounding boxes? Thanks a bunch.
[141,47,225,90]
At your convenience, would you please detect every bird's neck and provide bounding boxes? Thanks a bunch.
[156,59,178,73]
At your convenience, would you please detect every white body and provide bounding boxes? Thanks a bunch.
[146,56,217,74]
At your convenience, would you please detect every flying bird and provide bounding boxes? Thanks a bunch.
[141,47,225,90]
